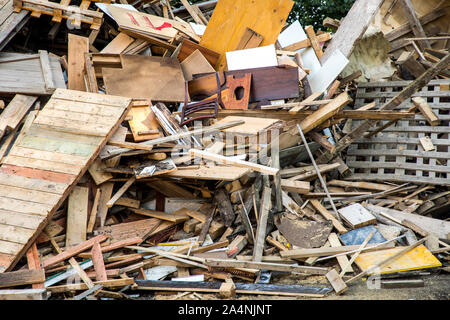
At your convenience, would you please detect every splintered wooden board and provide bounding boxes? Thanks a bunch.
[127,104,162,142]
[199,0,294,71]
[346,79,450,185]
[103,55,186,102]
[0,89,131,272]
[355,244,442,275]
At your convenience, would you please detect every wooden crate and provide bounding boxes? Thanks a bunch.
[346,79,450,185]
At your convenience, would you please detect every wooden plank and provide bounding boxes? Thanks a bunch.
[132,208,189,223]
[320,0,384,63]
[289,92,352,135]
[0,171,66,194]
[106,176,136,208]
[100,32,134,54]
[304,25,323,59]
[399,0,431,50]
[0,288,48,300]
[0,269,45,288]
[0,224,35,244]
[42,234,108,268]
[0,94,37,138]
[205,259,329,275]
[189,149,278,176]
[177,39,220,68]
[327,233,353,274]
[26,243,43,289]
[252,186,271,262]
[280,244,381,259]
[280,179,310,195]
[165,165,251,181]
[235,27,264,50]
[66,186,89,248]
[91,241,107,281]
[0,210,43,229]
[47,278,134,293]
[67,33,89,91]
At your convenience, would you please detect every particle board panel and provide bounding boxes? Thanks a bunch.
[0,88,131,272]
[103,55,186,102]
[346,79,450,185]
[354,244,442,274]
[199,0,294,71]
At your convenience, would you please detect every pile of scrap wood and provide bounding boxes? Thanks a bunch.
[0,0,448,301]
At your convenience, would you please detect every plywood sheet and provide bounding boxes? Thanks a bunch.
[103,55,185,102]
[0,89,131,272]
[355,244,442,274]
[199,0,294,70]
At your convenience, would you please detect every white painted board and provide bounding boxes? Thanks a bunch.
[226,44,278,71]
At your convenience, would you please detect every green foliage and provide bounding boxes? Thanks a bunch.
[288,0,355,30]
[171,0,355,30]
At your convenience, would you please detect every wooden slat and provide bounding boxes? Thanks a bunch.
[0,209,44,229]
[0,171,67,194]
[68,33,88,91]
[0,224,35,244]
[0,164,76,184]
[0,184,60,205]
[66,186,89,248]
[0,196,52,216]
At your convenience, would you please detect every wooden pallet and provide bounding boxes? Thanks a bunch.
[0,0,29,50]
[13,0,106,30]
[0,51,66,95]
[346,79,450,185]
[0,89,131,272]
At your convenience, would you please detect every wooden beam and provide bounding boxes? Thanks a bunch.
[305,25,323,59]
[288,92,352,135]
[282,33,331,52]
[280,179,310,194]
[91,241,107,281]
[0,269,45,288]
[68,33,89,91]
[42,235,108,268]
[66,186,89,248]
[399,0,431,50]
